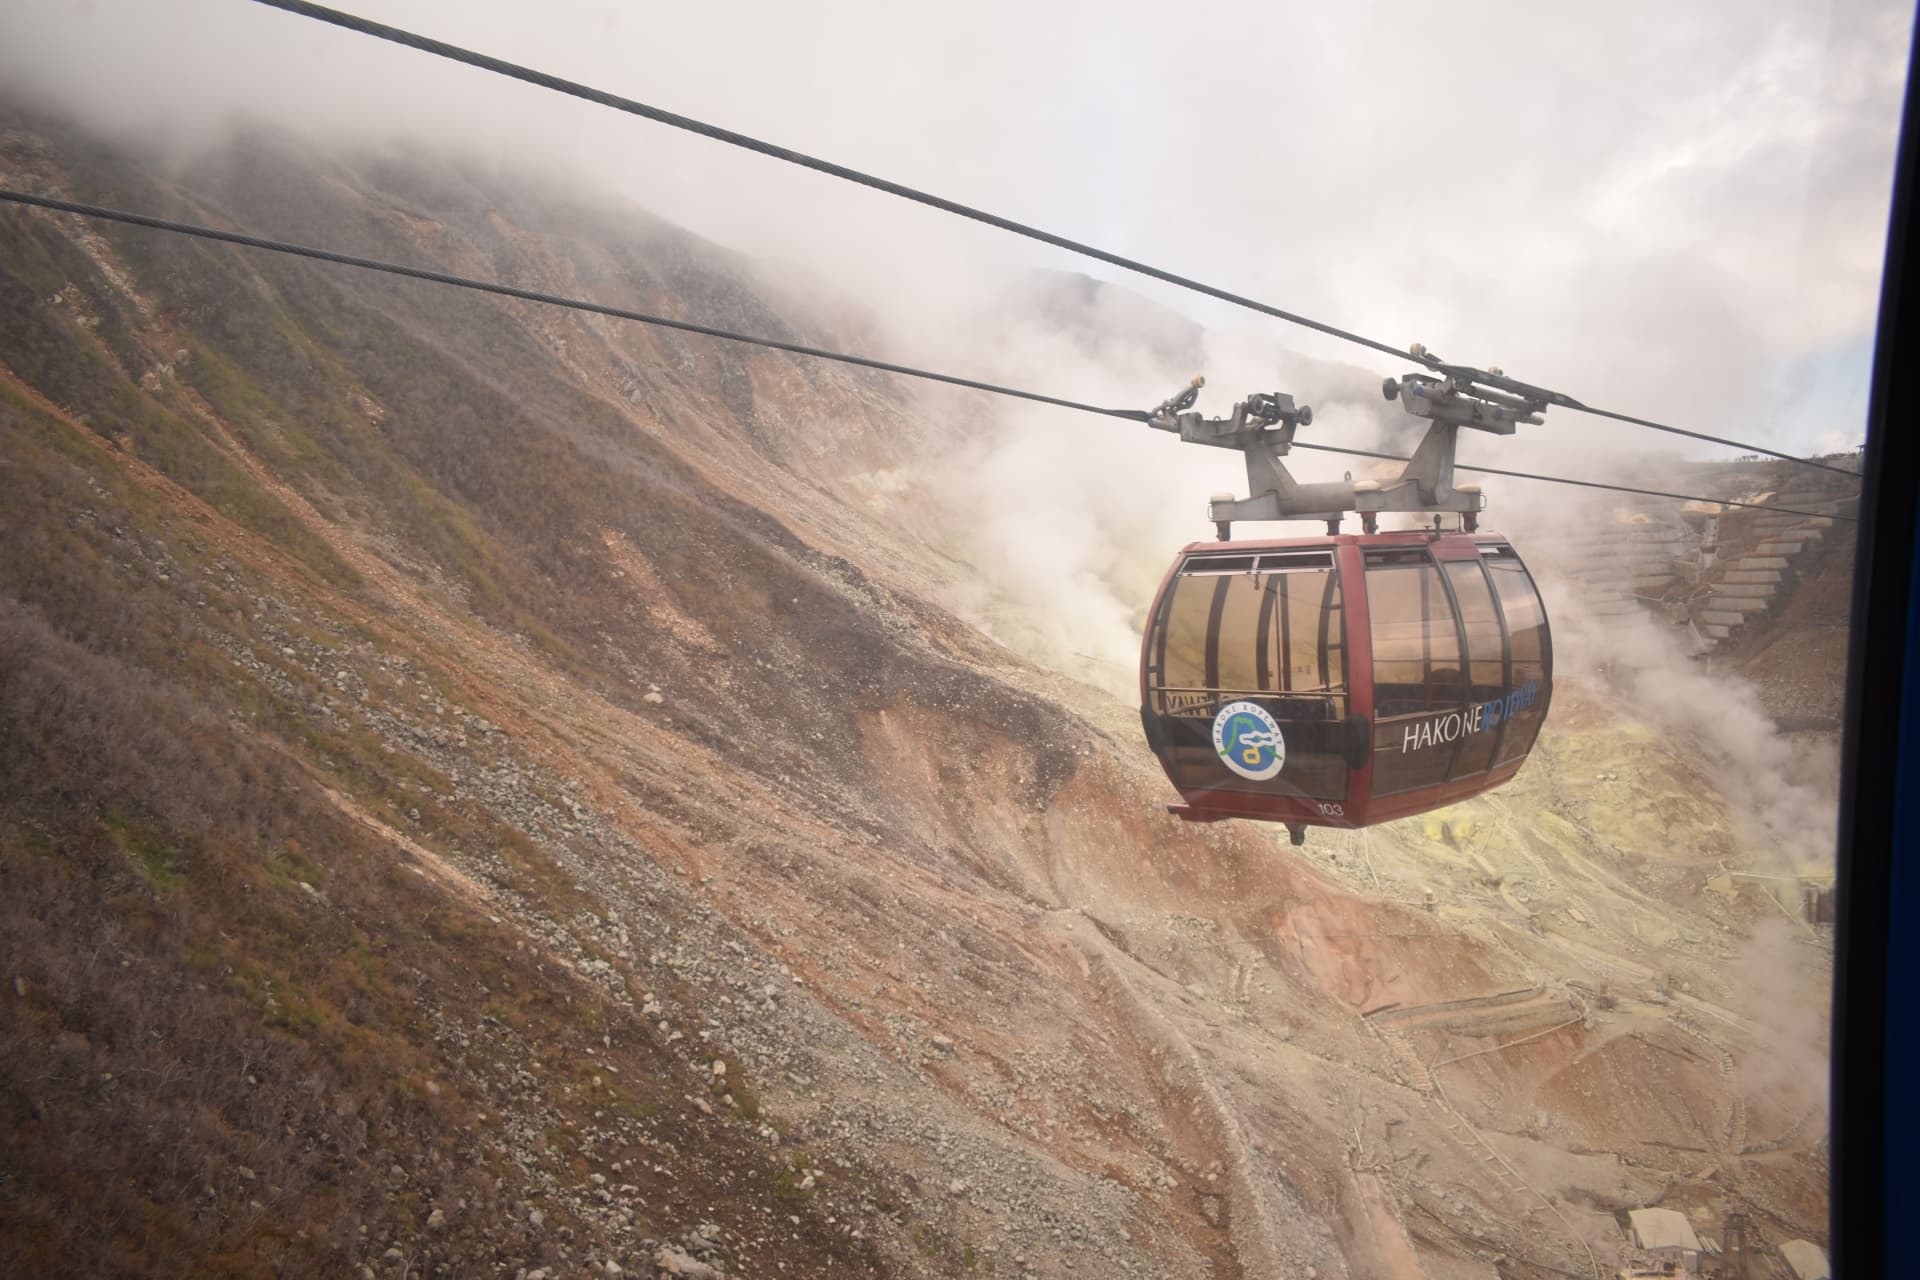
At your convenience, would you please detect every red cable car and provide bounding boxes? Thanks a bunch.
[1137,362,1555,841]
[1139,529,1551,837]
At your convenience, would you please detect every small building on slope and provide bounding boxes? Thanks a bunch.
[1780,1238,1831,1280]
[1627,1208,1703,1275]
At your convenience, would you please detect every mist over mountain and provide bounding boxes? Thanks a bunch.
[0,107,1842,1279]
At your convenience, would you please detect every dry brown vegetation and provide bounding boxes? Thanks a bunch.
[0,115,910,1279]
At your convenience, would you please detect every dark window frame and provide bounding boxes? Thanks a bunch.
[1443,555,1514,777]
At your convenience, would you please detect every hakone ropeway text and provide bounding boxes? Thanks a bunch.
[1397,680,1540,753]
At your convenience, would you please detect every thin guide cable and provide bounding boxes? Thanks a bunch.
[0,188,1853,523]
[0,189,1146,424]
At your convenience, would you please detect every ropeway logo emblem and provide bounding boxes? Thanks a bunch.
[1212,701,1286,781]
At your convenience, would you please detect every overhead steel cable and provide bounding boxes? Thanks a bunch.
[1294,442,1852,522]
[0,190,1148,425]
[247,0,1861,481]
[0,188,1855,524]
[246,0,1416,367]
[1419,361,1859,477]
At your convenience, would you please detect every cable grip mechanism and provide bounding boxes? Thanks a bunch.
[1147,346,1551,537]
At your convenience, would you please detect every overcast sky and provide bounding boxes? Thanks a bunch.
[1,0,1911,460]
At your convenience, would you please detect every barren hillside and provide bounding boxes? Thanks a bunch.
[0,114,1838,1279]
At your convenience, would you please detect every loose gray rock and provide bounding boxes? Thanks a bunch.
[654,1245,717,1278]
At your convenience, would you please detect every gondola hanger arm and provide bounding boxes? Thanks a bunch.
[1147,348,1552,536]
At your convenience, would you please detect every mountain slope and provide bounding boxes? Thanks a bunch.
[0,113,1833,1279]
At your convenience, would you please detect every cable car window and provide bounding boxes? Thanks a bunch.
[1181,554,1259,575]
[1368,554,1466,796]
[1259,552,1335,573]
[1142,556,1350,801]
[1487,555,1550,766]
[1366,558,1463,716]
[1157,572,1213,697]
[1215,574,1265,692]
[1282,568,1342,692]
[1365,547,1430,567]
[1444,558,1508,778]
